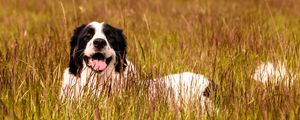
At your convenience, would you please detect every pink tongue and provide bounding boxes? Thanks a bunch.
[91,59,107,71]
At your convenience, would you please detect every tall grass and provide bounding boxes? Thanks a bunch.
[0,0,300,119]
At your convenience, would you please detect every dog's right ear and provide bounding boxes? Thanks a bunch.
[69,24,86,76]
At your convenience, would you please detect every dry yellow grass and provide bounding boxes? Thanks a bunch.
[0,0,300,119]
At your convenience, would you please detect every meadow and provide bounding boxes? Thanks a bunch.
[1,0,300,119]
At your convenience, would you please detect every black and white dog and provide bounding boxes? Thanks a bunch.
[61,21,215,112]
[61,21,136,99]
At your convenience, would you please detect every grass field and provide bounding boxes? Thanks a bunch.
[1,0,300,119]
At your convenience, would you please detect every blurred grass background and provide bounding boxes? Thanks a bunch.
[0,0,300,119]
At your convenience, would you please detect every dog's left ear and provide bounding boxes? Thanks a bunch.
[115,50,127,72]
[114,29,128,72]
[103,24,127,72]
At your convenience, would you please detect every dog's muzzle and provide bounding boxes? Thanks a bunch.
[84,53,112,72]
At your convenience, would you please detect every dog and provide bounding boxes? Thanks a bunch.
[252,61,296,86]
[60,21,215,113]
[60,21,136,99]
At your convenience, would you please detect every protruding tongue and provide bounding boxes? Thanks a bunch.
[90,59,107,71]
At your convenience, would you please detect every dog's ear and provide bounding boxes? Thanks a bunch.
[103,24,127,72]
[114,29,128,72]
[69,24,86,76]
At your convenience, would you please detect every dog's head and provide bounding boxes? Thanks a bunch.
[68,21,127,76]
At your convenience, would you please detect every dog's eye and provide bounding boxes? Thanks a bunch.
[84,28,95,39]
[86,33,92,38]
[104,30,112,37]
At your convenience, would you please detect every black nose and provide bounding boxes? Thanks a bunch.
[93,38,107,49]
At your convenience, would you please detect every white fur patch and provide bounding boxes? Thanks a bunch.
[252,62,296,85]
[150,72,211,111]
[60,60,136,99]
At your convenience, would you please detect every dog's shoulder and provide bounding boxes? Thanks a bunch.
[62,68,77,85]
[61,68,78,99]
[124,59,137,79]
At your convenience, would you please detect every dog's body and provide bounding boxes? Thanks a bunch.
[149,72,214,112]
[61,61,136,99]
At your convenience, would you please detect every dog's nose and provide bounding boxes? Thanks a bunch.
[93,38,107,49]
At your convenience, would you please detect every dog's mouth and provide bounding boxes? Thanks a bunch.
[84,53,112,72]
